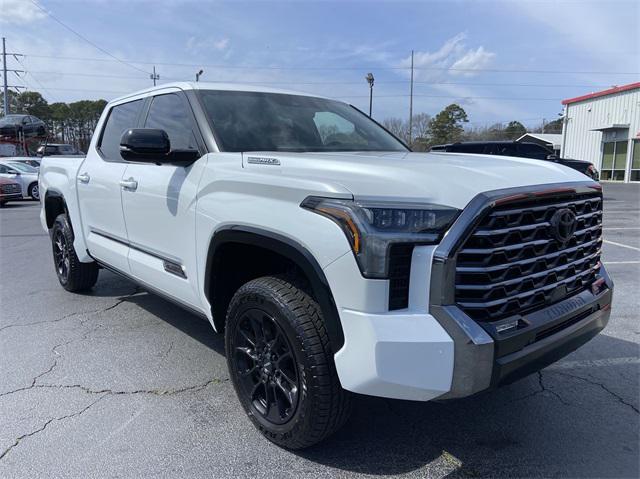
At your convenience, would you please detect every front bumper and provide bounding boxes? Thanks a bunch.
[0,193,23,202]
[433,270,612,399]
[329,181,612,401]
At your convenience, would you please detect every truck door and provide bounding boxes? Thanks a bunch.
[78,98,144,273]
[120,91,207,310]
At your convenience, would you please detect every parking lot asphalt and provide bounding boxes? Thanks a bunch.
[0,183,638,479]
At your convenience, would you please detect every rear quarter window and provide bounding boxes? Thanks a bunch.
[99,99,144,160]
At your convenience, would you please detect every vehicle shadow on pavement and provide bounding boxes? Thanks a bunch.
[119,283,226,355]
[298,333,639,478]
[115,285,638,478]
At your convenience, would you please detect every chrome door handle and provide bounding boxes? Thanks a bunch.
[119,178,138,191]
[77,173,90,184]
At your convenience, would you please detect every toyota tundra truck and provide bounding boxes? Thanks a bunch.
[39,82,613,448]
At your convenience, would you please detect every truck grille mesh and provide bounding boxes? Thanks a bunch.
[455,190,602,322]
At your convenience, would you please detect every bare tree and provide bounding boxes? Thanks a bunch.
[382,117,409,144]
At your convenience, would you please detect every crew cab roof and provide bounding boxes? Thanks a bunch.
[110,81,330,104]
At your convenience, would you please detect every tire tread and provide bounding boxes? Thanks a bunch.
[226,275,351,449]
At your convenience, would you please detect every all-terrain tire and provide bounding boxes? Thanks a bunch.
[51,213,99,292]
[225,275,352,449]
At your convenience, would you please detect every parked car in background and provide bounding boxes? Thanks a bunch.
[0,160,40,200]
[430,141,599,180]
[8,157,41,169]
[36,143,84,157]
[0,114,47,139]
[0,177,23,207]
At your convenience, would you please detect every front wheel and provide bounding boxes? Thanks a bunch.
[226,276,352,449]
[28,182,39,200]
[51,214,99,292]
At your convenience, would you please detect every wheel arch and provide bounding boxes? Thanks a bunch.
[44,188,68,228]
[204,226,345,351]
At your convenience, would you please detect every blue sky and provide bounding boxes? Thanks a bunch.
[1,0,639,128]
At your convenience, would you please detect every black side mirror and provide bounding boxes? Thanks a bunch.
[119,129,200,165]
[120,129,170,162]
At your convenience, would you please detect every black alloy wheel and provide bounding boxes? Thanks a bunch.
[232,308,300,425]
[51,213,99,292]
[53,228,71,281]
[226,276,352,449]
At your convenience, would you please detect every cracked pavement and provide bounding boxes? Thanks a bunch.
[0,183,638,478]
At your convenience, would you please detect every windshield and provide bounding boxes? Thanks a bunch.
[5,162,37,173]
[198,90,407,153]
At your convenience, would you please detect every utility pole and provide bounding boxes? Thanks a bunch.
[542,118,546,133]
[366,73,374,117]
[149,66,159,86]
[408,50,414,146]
[1,38,24,116]
[2,37,8,115]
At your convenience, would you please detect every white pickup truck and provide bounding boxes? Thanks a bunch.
[39,82,613,448]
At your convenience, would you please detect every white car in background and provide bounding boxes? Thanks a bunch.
[0,160,40,200]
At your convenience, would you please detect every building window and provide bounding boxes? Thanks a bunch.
[631,140,640,182]
[601,140,628,181]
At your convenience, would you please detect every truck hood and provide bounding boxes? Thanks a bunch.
[245,151,593,209]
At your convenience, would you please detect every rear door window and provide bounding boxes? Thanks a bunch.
[495,144,518,156]
[517,143,549,159]
[99,99,144,160]
[453,144,486,153]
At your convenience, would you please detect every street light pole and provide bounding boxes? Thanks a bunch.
[196,69,204,82]
[366,72,374,117]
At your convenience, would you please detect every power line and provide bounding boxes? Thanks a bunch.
[16,70,619,90]
[15,57,59,102]
[27,0,150,76]
[19,53,640,75]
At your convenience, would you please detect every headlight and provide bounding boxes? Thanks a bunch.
[301,196,460,278]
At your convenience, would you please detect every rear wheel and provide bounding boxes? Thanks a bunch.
[226,276,351,449]
[51,213,99,292]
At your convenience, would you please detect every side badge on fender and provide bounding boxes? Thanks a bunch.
[247,156,281,166]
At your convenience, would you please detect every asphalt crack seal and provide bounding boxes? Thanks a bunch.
[0,379,225,461]
[551,370,639,414]
[0,286,140,333]
[0,395,107,460]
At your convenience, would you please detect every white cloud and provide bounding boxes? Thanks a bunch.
[397,33,495,81]
[0,0,47,25]
[186,36,230,54]
[510,1,638,69]
[212,38,229,51]
[450,46,495,76]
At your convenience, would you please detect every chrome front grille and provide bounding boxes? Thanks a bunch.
[455,190,603,322]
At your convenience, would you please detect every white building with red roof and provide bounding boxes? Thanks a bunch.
[560,82,640,182]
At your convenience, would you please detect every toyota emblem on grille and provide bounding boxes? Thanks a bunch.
[550,208,577,243]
